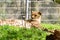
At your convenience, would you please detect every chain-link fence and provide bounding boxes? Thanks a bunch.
[0,0,26,19]
[30,0,60,23]
[0,0,60,23]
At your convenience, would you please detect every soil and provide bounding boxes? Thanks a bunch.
[46,30,60,40]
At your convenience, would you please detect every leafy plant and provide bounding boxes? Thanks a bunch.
[0,23,60,40]
[0,25,47,40]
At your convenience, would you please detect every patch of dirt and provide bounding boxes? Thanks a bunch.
[46,30,60,40]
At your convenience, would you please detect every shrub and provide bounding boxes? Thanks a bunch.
[55,0,60,4]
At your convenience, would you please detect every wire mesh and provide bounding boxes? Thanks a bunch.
[0,0,60,23]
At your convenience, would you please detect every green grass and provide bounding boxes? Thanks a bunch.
[41,23,60,30]
[0,23,60,40]
[0,25,47,40]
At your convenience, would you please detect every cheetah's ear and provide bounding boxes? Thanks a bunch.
[38,12,41,15]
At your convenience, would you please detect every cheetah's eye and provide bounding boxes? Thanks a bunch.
[35,15,37,16]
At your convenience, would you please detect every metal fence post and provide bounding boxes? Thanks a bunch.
[26,0,29,20]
